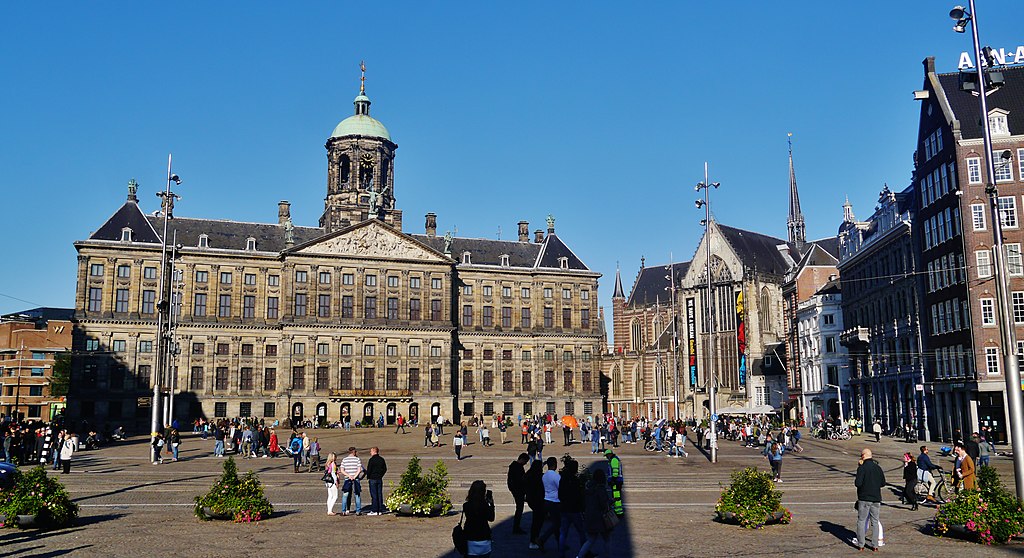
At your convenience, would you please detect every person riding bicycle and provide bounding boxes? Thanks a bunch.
[917,445,939,501]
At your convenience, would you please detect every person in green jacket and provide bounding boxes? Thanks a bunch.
[605,449,624,516]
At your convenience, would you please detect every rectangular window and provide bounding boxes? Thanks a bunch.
[317,342,330,355]
[521,308,531,328]
[971,203,986,230]
[387,297,399,319]
[90,263,104,276]
[218,295,231,317]
[292,366,306,389]
[141,290,156,314]
[410,277,421,289]
[409,298,421,320]
[431,299,442,321]
[501,306,512,328]
[196,270,209,283]
[340,367,353,390]
[268,274,280,287]
[544,370,555,391]
[215,367,228,390]
[431,277,442,289]
[544,288,552,299]
[115,288,130,312]
[981,298,996,325]
[216,343,229,355]
[463,349,473,359]
[318,294,331,317]
[582,350,591,362]
[387,275,399,288]
[563,350,573,361]
[365,274,377,287]
[999,196,1018,228]
[88,287,102,312]
[430,368,442,391]
[240,367,254,390]
[563,370,573,391]
[219,271,232,285]
[408,368,420,391]
[483,349,494,360]
[139,340,153,353]
[192,342,205,355]
[544,307,553,328]
[502,370,513,391]
[243,295,256,318]
[581,371,592,392]
[294,293,307,316]
[462,370,474,391]
[430,346,442,357]
[112,339,126,352]
[386,345,398,356]
[463,284,473,296]
[264,402,276,418]
[239,402,252,417]
[319,271,331,285]
[502,286,512,298]
[244,273,256,285]
[342,273,354,285]
[562,308,572,328]
[581,308,590,328]
[363,344,376,356]
[293,342,305,355]
[315,366,329,390]
[214,402,227,418]
[967,157,982,184]
[986,347,1001,375]
[267,296,279,319]
[483,285,492,297]
[544,350,554,361]
[362,368,375,390]
[1014,292,1024,324]
[190,367,203,390]
[463,305,473,326]
[386,368,398,390]
[522,287,531,299]
[1009,244,1024,276]
[264,368,276,390]
[241,343,254,356]
[977,250,993,278]
[482,306,493,326]
[295,270,307,283]
[482,370,493,391]
[117,264,131,278]
[994,151,1014,182]
[825,336,837,353]
[365,296,377,318]
[409,345,421,357]
[342,295,354,318]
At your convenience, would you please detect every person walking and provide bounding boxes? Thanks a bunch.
[557,458,588,558]
[454,432,465,460]
[462,480,496,557]
[526,459,546,548]
[424,424,433,448]
[977,433,993,467]
[507,453,529,535]
[60,431,76,474]
[901,452,918,510]
[531,457,561,551]
[606,449,624,516]
[527,437,539,464]
[213,425,225,457]
[953,443,977,492]
[872,419,882,443]
[151,431,164,465]
[576,469,612,558]
[168,427,181,462]
[499,420,507,445]
[766,442,784,482]
[854,448,886,551]
[436,414,445,436]
[308,437,321,472]
[325,452,339,515]
[366,446,387,515]
[268,429,280,458]
[340,446,364,515]
[289,435,303,473]
[395,413,407,434]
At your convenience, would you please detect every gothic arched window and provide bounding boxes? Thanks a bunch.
[339,155,351,187]
[760,287,772,332]
[612,365,622,396]
[630,318,643,352]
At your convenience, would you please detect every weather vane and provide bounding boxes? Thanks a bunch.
[360,60,366,94]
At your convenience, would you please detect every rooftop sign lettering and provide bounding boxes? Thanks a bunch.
[958,46,1024,70]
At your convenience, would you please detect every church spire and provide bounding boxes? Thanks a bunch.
[613,263,625,299]
[354,60,371,116]
[843,195,855,223]
[786,132,806,248]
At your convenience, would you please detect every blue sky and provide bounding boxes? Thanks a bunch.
[2,2,1023,322]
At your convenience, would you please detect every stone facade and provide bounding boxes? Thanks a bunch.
[69,81,601,429]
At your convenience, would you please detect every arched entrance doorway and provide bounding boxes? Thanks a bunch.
[409,403,419,425]
[291,402,303,428]
[386,403,397,425]
[315,402,328,427]
[340,403,351,425]
[430,402,441,424]
[363,402,374,425]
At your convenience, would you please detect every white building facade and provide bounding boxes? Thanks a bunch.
[797,280,849,424]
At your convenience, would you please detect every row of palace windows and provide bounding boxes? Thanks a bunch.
[190,366,444,392]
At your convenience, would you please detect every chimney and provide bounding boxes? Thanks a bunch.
[425,212,437,237]
[278,200,291,226]
[518,221,529,242]
[534,229,544,243]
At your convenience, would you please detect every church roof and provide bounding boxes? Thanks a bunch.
[88,200,162,243]
[626,261,690,307]
[612,268,625,298]
[717,224,795,276]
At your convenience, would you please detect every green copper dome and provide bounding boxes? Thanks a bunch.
[330,93,391,141]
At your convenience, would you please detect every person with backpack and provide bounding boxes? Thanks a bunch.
[308,437,321,472]
[289,435,303,473]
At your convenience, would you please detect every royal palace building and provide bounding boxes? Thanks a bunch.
[69,77,603,429]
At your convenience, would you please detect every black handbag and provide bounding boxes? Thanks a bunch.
[321,469,334,486]
[452,510,468,555]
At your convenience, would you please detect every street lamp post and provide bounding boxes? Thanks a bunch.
[152,155,181,454]
[950,2,1024,500]
[826,383,846,427]
[666,260,680,420]
[696,162,720,463]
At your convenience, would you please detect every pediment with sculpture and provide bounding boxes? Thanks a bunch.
[291,220,448,262]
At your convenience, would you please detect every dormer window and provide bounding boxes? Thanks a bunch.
[246,237,257,251]
[198,234,209,249]
[558,257,569,270]
[989,109,1010,136]
[463,252,472,265]
[120,227,133,242]
[500,254,510,267]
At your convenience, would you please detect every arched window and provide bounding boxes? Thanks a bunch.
[630,318,643,352]
[759,287,772,332]
[339,155,351,187]
[612,365,621,396]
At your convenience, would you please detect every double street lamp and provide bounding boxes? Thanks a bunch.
[151,155,181,450]
[949,2,1024,500]
[696,162,720,463]
[825,383,846,427]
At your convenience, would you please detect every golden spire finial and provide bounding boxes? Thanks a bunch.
[360,60,366,94]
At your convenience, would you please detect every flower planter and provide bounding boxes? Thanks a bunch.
[202,507,235,521]
[0,513,45,528]
[941,524,979,542]
[716,510,786,525]
[395,503,445,517]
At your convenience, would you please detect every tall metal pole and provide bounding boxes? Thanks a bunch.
[697,161,718,463]
[152,154,176,454]
[165,231,180,427]
[959,0,1024,500]
[668,259,680,420]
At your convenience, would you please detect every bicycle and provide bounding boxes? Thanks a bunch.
[913,466,951,504]
[644,438,670,452]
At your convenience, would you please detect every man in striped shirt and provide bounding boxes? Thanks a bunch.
[340,446,364,515]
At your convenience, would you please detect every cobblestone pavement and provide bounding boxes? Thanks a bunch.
[2,428,1019,557]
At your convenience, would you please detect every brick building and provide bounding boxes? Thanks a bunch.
[0,308,72,422]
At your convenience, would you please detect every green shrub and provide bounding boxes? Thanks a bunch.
[715,467,791,529]
[385,456,453,516]
[0,466,79,529]
[194,457,273,522]
[934,466,1024,544]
